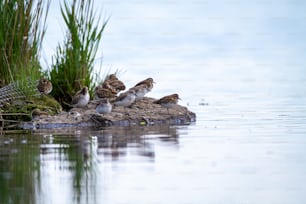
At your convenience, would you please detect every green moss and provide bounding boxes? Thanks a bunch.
[1,95,62,122]
[28,95,62,113]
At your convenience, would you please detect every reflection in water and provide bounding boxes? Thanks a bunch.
[96,126,178,161]
[0,133,42,204]
[0,126,180,204]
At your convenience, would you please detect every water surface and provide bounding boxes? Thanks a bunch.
[1,79,306,204]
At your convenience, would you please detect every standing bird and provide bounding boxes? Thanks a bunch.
[134,77,154,91]
[71,86,90,108]
[113,90,136,107]
[37,77,53,94]
[128,77,154,101]
[129,84,150,101]
[154,93,180,114]
[95,98,112,115]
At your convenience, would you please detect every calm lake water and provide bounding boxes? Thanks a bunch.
[1,64,306,204]
[2,0,306,203]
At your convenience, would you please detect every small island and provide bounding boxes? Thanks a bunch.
[20,97,196,130]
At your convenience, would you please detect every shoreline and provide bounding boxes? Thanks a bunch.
[20,97,196,130]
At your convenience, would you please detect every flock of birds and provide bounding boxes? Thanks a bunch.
[36,74,181,115]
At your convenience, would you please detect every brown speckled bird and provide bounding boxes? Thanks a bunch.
[108,74,118,81]
[129,83,150,101]
[134,77,154,91]
[102,74,126,94]
[37,77,52,94]
[113,90,136,107]
[94,85,117,100]
[154,93,180,113]
[71,86,90,108]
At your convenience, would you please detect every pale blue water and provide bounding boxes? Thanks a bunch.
[2,0,306,203]
[1,66,306,203]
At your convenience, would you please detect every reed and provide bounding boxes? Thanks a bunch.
[0,0,50,87]
[50,0,108,109]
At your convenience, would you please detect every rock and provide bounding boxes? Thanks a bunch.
[19,97,196,129]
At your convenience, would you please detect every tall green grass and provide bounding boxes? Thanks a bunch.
[50,0,108,108]
[0,0,50,87]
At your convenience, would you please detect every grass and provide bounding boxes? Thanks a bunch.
[0,0,66,126]
[0,0,110,125]
[49,0,109,109]
[0,0,50,87]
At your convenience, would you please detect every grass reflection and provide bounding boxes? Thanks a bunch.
[0,134,42,204]
[38,134,99,203]
[0,125,180,204]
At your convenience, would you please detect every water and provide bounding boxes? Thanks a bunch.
[2,0,306,203]
[1,72,306,204]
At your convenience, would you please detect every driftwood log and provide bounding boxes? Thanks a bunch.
[20,97,196,129]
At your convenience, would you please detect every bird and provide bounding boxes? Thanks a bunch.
[31,108,49,119]
[37,77,52,94]
[71,86,90,108]
[128,77,154,101]
[106,74,118,81]
[134,77,154,91]
[94,85,117,100]
[102,74,126,94]
[95,98,112,115]
[113,90,136,107]
[103,79,126,94]
[154,93,180,114]
[129,84,150,101]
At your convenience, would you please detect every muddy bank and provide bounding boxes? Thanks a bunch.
[20,97,196,129]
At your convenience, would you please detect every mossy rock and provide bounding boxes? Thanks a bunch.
[1,95,62,123]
